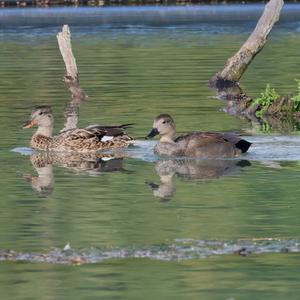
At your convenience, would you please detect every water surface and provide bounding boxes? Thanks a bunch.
[0,5,300,300]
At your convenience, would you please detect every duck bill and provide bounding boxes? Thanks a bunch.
[145,128,159,139]
[22,119,37,129]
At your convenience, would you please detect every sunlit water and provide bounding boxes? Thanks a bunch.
[1,4,300,300]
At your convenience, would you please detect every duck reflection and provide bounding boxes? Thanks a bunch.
[24,151,126,196]
[147,159,251,200]
[24,154,55,196]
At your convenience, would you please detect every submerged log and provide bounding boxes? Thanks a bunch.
[209,0,284,88]
[57,25,87,132]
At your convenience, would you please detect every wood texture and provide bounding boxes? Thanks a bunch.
[210,0,284,86]
[57,25,87,132]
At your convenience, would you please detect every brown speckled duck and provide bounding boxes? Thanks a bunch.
[146,114,251,158]
[23,106,134,152]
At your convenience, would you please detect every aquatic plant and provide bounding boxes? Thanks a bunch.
[252,80,300,121]
[253,84,280,117]
[291,79,300,112]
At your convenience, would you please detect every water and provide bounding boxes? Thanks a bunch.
[1,4,300,299]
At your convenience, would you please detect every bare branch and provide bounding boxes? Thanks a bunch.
[57,25,78,80]
[56,25,87,132]
[210,0,284,87]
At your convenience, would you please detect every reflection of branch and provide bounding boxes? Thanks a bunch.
[210,0,283,87]
[57,25,87,132]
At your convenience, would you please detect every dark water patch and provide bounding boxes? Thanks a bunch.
[0,5,300,28]
[0,24,255,42]
[1,239,300,265]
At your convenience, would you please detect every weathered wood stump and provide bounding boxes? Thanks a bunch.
[207,0,300,132]
[57,25,87,132]
[209,0,284,88]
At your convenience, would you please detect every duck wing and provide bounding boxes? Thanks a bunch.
[85,123,134,138]
[175,132,249,146]
[57,128,105,141]
[174,132,251,157]
[175,132,226,146]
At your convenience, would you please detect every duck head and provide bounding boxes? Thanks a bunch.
[146,114,176,142]
[23,105,54,137]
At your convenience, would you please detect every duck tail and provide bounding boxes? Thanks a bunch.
[235,139,252,153]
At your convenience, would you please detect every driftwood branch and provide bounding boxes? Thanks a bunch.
[210,0,284,87]
[57,25,78,80]
[57,25,87,132]
[206,0,288,132]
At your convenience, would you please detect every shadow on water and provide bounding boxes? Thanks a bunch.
[12,132,300,199]
[17,145,252,200]
[22,151,128,197]
[146,159,251,200]
[4,145,300,264]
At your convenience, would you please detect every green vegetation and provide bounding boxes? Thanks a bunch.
[253,81,300,119]
[291,79,300,111]
[253,84,280,117]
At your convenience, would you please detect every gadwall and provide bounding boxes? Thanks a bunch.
[146,114,251,158]
[23,106,134,152]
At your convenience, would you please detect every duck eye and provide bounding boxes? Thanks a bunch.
[162,121,166,124]
[39,112,43,115]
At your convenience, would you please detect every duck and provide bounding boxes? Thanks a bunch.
[145,114,251,158]
[23,105,134,152]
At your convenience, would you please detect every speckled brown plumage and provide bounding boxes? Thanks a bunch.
[24,106,134,153]
[31,129,133,152]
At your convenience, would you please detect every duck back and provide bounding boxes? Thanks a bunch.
[155,132,251,158]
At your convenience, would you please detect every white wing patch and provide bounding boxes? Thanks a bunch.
[102,157,114,161]
[101,136,114,142]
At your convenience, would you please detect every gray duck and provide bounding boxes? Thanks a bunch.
[146,114,251,158]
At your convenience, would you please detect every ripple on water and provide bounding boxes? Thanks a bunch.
[0,238,299,265]
[11,135,300,162]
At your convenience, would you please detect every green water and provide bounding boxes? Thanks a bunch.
[1,5,300,299]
